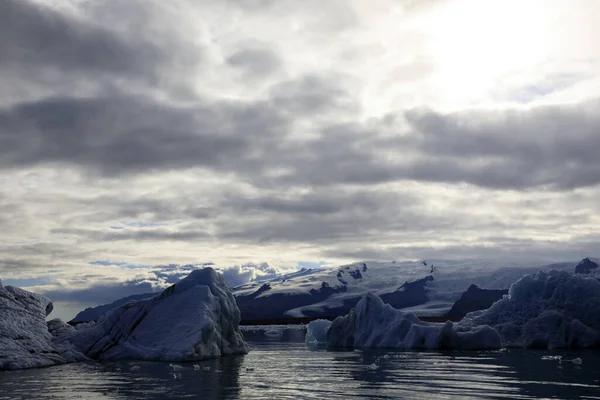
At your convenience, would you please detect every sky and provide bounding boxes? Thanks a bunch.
[1,0,600,320]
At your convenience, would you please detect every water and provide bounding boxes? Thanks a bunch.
[1,329,600,399]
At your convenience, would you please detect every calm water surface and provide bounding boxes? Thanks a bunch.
[1,329,599,399]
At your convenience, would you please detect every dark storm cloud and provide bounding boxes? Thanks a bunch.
[0,94,286,175]
[1,0,599,194]
[0,0,163,78]
[217,190,433,244]
[255,98,600,191]
[401,100,600,189]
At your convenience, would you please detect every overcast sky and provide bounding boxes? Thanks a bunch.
[1,0,599,319]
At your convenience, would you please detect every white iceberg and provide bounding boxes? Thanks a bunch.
[326,292,501,349]
[462,270,600,348]
[306,319,332,344]
[324,270,600,350]
[0,279,86,370]
[69,267,249,361]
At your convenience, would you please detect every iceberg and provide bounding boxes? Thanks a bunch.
[0,279,86,370]
[326,293,501,350]
[324,270,600,350]
[463,270,600,348]
[306,319,332,344]
[70,292,156,324]
[69,268,249,361]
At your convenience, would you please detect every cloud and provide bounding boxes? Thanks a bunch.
[218,262,288,287]
[35,262,290,320]
[1,0,600,317]
[0,0,160,77]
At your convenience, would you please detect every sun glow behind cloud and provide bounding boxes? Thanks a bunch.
[422,0,551,108]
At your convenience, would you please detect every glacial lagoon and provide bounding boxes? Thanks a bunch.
[1,329,599,400]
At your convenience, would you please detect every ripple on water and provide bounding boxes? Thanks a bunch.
[1,341,599,399]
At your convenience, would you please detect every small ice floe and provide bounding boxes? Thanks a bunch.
[169,363,184,371]
[569,358,583,365]
[382,354,390,360]
[541,355,562,362]
[193,364,201,370]
[129,365,141,372]
[203,366,211,371]
[366,363,379,370]
[264,328,284,338]
[172,373,182,379]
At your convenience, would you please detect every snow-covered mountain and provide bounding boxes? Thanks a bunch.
[67,258,589,324]
[232,259,577,321]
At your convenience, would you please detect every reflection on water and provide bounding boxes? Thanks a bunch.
[1,331,599,399]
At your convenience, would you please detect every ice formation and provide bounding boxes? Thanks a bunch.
[326,293,501,350]
[69,268,249,361]
[462,270,600,348]
[305,319,332,344]
[263,328,284,337]
[0,279,86,370]
[324,270,600,350]
[70,293,156,323]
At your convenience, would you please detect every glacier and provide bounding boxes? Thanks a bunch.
[321,270,600,350]
[1,267,248,370]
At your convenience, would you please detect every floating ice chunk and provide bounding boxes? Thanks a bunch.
[193,364,201,370]
[169,363,184,371]
[327,293,501,350]
[264,328,283,337]
[464,270,600,348]
[68,268,248,361]
[569,358,583,365]
[305,319,332,344]
[541,355,563,361]
[366,363,379,370]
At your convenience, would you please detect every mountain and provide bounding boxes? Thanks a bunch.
[445,284,508,319]
[232,259,576,322]
[67,259,585,325]
[574,257,599,274]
